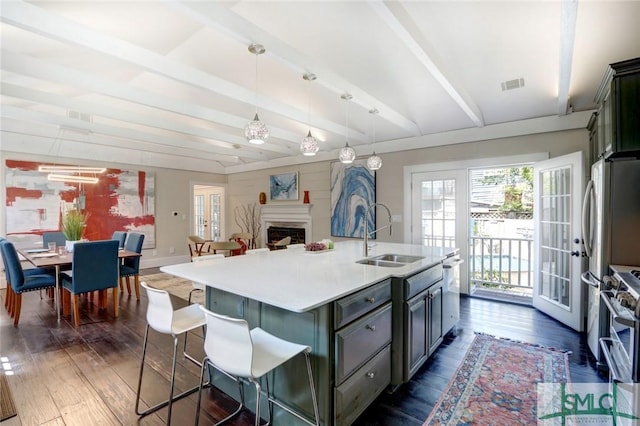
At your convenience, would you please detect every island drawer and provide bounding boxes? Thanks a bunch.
[334,345,391,426]
[335,303,392,383]
[334,278,391,329]
[404,264,443,299]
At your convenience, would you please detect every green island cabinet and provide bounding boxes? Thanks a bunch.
[205,277,393,426]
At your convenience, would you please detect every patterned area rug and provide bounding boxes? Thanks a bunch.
[424,333,570,425]
[140,272,203,305]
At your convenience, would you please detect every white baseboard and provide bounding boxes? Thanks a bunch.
[140,255,190,269]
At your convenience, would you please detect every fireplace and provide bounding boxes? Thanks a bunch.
[267,226,306,245]
[260,204,312,247]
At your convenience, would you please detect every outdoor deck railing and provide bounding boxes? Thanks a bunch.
[469,236,533,291]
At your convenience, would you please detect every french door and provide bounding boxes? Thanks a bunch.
[532,151,585,332]
[411,170,468,292]
[193,185,225,241]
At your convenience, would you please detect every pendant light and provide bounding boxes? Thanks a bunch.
[300,73,319,156]
[338,93,356,164]
[245,43,269,145]
[366,108,382,171]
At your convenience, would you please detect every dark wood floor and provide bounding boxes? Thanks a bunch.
[1,271,607,426]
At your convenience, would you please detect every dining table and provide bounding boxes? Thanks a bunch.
[18,246,142,321]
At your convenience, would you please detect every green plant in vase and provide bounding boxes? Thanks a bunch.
[62,210,87,251]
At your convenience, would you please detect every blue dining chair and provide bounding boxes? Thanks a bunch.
[0,240,56,326]
[60,239,120,327]
[112,231,127,249]
[42,231,67,248]
[120,232,144,300]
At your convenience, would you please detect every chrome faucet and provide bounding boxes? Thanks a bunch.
[363,202,392,257]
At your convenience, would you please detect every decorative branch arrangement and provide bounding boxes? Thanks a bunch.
[234,203,261,249]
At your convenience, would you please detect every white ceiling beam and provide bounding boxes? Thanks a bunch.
[1,82,269,161]
[371,1,485,128]
[1,50,297,157]
[557,0,578,116]
[1,105,250,164]
[1,124,229,173]
[0,0,361,143]
[167,0,419,136]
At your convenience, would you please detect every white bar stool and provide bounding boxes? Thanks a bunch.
[135,282,207,424]
[195,306,320,426]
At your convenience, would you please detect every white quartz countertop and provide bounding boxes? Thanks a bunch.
[161,240,454,313]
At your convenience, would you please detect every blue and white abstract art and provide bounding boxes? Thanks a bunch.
[270,172,299,201]
[330,160,376,238]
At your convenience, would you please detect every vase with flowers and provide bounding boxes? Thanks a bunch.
[62,209,87,252]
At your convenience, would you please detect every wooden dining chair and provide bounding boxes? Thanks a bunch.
[119,232,144,299]
[61,239,120,327]
[209,240,241,256]
[188,235,210,257]
[229,232,254,252]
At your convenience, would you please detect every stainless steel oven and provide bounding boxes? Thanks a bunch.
[599,269,640,384]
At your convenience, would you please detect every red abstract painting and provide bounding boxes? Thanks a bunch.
[5,160,155,248]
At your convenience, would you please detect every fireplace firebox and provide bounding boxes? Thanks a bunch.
[267,226,305,245]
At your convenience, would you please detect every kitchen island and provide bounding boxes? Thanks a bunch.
[161,240,455,425]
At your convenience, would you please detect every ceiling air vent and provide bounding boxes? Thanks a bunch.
[67,110,93,123]
[501,78,525,91]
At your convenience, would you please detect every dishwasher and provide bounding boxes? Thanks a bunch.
[442,251,463,335]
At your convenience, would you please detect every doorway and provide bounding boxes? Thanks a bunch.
[468,165,534,304]
[192,185,225,241]
[407,152,585,332]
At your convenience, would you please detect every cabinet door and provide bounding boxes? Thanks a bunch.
[406,294,427,378]
[428,282,443,355]
[612,72,640,156]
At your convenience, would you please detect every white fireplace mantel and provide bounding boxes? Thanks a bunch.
[260,204,312,246]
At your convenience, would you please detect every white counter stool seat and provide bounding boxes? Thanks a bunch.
[135,282,206,425]
[195,306,320,426]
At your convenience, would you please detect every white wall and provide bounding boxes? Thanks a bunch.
[1,128,589,267]
[227,128,590,245]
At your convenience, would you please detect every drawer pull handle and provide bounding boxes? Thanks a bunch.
[367,372,375,379]
[366,324,376,331]
[366,297,375,304]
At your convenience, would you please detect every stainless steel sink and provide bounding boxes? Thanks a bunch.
[371,254,424,263]
[356,253,424,267]
[355,259,405,267]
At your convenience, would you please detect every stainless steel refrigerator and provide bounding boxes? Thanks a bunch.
[581,158,640,363]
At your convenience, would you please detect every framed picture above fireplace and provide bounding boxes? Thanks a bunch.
[269,171,299,201]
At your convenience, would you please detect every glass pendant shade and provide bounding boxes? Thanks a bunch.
[367,152,382,170]
[339,142,356,164]
[301,130,319,156]
[366,107,381,170]
[245,113,269,145]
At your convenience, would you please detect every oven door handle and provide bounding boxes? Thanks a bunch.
[600,292,637,328]
[599,338,627,383]
[581,271,600,288]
